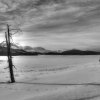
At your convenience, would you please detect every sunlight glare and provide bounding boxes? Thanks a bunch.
[0,56,7,61]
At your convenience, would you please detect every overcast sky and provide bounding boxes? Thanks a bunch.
[0,0,100,50]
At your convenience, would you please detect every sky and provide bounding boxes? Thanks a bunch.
[0,0,100,50]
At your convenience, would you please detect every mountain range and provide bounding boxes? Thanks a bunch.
[0,43,100,55]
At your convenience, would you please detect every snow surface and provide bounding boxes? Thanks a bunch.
[0,56,100,100]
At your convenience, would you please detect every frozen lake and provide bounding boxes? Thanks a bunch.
[0,55,100,72]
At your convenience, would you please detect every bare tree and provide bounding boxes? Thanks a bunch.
[5,24,15,83]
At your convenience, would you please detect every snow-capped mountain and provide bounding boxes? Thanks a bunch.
[23,46,51,53]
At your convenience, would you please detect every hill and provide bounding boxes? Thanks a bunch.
[0,42,100,55]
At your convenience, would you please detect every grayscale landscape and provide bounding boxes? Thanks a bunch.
[0,0,100,100]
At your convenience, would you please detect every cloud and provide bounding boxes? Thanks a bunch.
[21,0,100,35]
[0,0,100,49]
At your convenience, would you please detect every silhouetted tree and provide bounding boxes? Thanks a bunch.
[5,24,15,83]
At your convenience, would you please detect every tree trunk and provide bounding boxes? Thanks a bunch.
[5,24,15,83]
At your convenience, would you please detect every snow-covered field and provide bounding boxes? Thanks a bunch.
[0,55,100,100]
